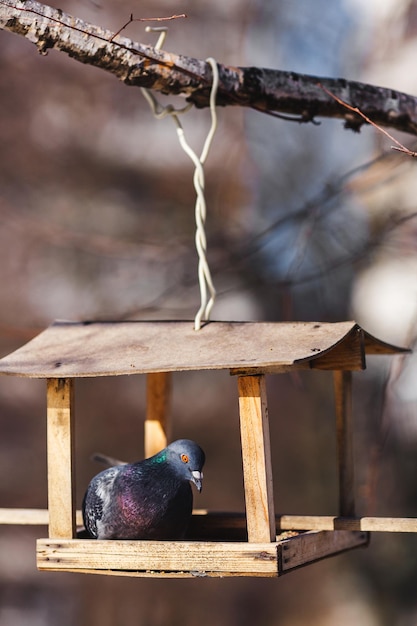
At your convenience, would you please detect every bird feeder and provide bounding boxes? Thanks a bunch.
[0,319,411,577]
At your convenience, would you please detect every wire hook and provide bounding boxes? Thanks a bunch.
[141,29,219,330]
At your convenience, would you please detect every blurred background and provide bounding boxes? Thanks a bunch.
[1,0,417,623]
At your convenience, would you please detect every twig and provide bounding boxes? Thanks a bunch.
[109,13,186,42]
[318,82,417,157]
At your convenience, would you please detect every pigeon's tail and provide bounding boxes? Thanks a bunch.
[91,452,127,467]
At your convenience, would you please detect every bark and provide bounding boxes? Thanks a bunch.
[2,0,417,136]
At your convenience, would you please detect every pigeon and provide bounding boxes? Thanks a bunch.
[82,439,205,540]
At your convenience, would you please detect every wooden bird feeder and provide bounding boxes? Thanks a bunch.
[0,319,411,577]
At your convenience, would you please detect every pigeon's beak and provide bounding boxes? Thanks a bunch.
[191,470,203,493]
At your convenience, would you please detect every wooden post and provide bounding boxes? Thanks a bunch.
[334,370,355,517]
[46,378,76,538]
[145,372,171,457]
[238,375,276,543]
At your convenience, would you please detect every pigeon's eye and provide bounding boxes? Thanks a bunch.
[181,454,189,463]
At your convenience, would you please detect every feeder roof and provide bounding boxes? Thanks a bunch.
[0,320,409,378]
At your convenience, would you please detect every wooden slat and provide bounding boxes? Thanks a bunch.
[0,509,84,526]
[238,375,276,543]
[47,378,76,539]
[364,333,410,355]
[37,539,279,575]
[232,327,367,375]
[3,509,417,534]
[0,321,407,378]
[0,508,50,525]
[277,515,417,533]
[230,364,311,376]
[45,569,270,578]
[278,530,368,573]
[36,531,367,576]
[145,372,171,457]
[191,512,417,535]
[309,327,366,370]
[334,370,355,516]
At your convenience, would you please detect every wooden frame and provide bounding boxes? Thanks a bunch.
[0,320,410,577]
[238,375,275,543]
[36,530,368,577]
[145,372,171,458]
[47,378,76,539]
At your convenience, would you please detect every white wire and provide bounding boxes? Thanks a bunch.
[140,34,219,330]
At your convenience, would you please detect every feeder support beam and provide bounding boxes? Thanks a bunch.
[334,370,356,517]
[145,372,171,457]
[46,378,76,538]
[238,374,276,542]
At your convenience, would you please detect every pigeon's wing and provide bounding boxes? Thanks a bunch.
[146,481,193,540]
[82,466,121,539]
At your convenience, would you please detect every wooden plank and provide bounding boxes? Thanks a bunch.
[191,512,417,535]
[0,508,50,525]
[232,327,367,375]
[230,364,311,376]
[145,372,171,457]
[0,321,407,378]
[238,375,276,543]
[43,568,270,578]
[37,539,279,575]
[278,530,368,573]
[334,370,355,517]
[277,515,417,533]
[0,508,83,526]
[309,327,366,370]
[36,531,368,576]
[47,378,76,539]
[364,333,411,355]
[3,508,417,534]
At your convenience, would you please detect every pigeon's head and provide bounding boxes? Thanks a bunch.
[165,439,205,492]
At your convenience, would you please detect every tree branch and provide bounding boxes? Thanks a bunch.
[2,0,417,136]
